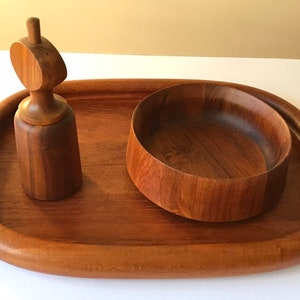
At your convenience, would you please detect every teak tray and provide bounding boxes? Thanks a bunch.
[0,79,299,278]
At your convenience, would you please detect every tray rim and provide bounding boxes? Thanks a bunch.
[0,78,300,278]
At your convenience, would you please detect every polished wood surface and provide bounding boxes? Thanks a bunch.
[9,18,82,200]
[0,79,299,278]
[126,83,291,222]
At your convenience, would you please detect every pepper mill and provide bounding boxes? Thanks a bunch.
[10,17,82,200]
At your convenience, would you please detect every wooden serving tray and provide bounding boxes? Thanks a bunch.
[0,79,299,278]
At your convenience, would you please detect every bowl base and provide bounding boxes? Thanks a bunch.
[146,118,268,178]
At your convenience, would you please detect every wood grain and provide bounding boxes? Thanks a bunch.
[9,17,82,200]
[126,83,291,222]
[0,79,299,278]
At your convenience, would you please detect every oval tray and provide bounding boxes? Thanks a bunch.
[0,79,299,278]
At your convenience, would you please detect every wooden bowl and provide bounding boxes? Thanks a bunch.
[126,83,291,222]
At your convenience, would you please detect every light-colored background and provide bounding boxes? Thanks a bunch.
[1,0,300,58]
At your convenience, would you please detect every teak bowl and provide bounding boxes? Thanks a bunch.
[126,83,291,222]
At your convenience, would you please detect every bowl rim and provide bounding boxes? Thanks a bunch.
[130,82,292,181]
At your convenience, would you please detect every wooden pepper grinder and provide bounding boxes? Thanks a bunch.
[10,17,82,200]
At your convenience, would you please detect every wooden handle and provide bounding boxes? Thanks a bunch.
[26,17,41,44]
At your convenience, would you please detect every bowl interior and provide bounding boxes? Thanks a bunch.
[133,83,290,179]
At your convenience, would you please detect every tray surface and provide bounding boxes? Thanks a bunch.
[0,79,299,278]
